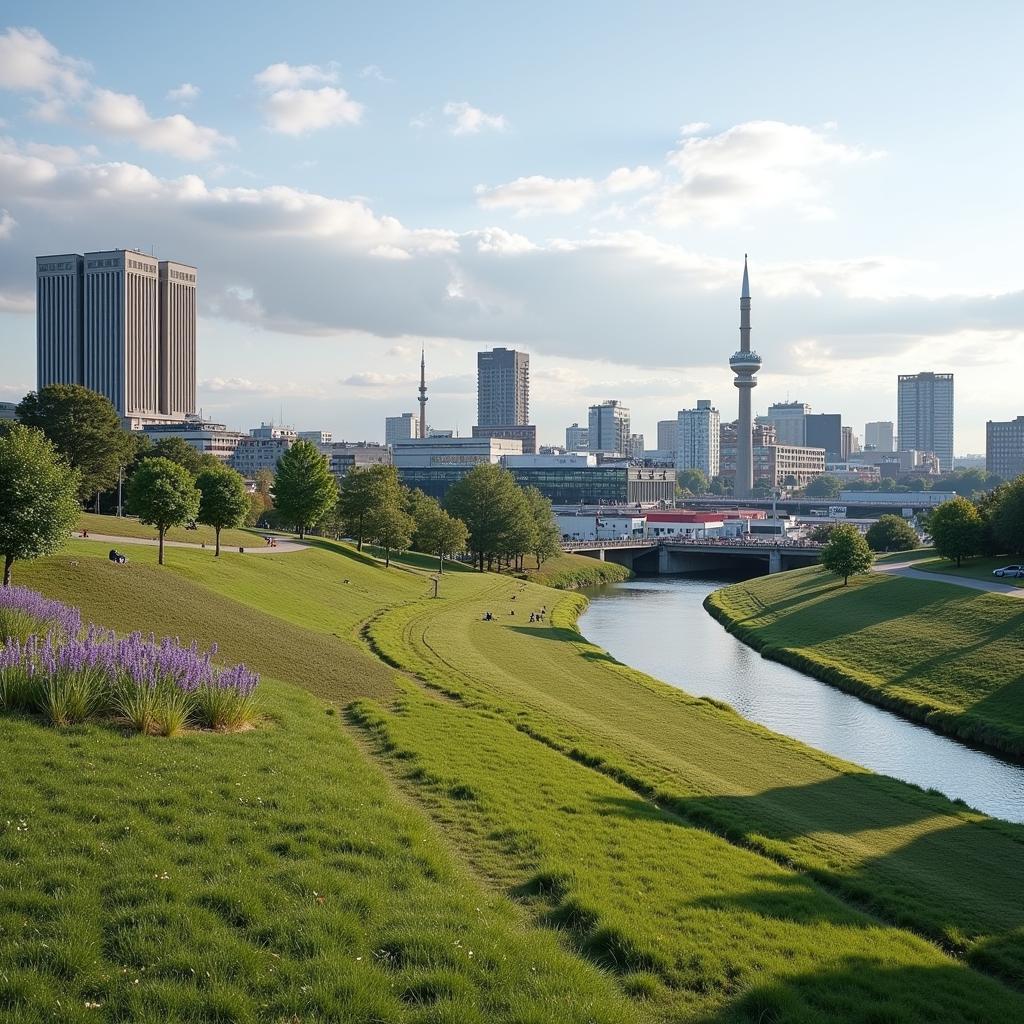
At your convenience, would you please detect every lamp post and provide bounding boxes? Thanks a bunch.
[117,465,124,517]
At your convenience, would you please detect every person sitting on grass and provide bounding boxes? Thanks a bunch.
[108,549,127,564]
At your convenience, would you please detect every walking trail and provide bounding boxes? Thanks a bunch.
[874,558,1024,598]
[74,533,307,555]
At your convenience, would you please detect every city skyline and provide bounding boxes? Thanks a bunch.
[2,6,1023,451]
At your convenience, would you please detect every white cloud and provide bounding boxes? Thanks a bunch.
[29,97,68,123]
[341,372,410,387]
[23,141,99,164]
[443,101,507,136]
[476,175,598,215]
[254,62,338,89]
[0,27,88,97]
[475,227,536,254]
[254,63,363,134]
[604,165,660,194]
[679,121,710,136]
[0,209,16,239]
[359,64,392,82]
[89,89,232,159]
[167,82,200,104]
[200,376,326,397]
[261,86,363,134]
[656,119,881,225]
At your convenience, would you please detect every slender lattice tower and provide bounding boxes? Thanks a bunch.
[418,346,428,439]
[729,256,762,498]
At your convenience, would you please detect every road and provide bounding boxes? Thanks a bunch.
[874,559,1024,598]
[74,533,307,555]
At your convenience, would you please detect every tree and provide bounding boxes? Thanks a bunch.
[126,457,200,565]
[366,498,414,567]
[865,514,919,553]
[805,474,842,499]
[150,436,219,478]
[807,522,838,544]
[928,496,982,567]
[446,463,532,571]
[676,468,708,495]
[0,425,81,586]
[196,466,250,556]
[339,465,398,550]
[17,384,127,502]
[991,476,1024,557]
[271,440,338,539]
[418,506,469,573]
[975,482,1011,556]
[522,486,561,568]
[820,524,874,586]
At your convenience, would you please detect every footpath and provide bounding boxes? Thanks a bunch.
[74,532,307,555]
[874,559,1024,598]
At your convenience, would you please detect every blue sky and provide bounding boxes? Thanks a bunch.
[2,1,1023,453]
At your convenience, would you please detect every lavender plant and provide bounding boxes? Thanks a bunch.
[0,588,259,732]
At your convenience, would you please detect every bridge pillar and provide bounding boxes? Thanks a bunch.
[597,548,606,561]
[768,550,782,574]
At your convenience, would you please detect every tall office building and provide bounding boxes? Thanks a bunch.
[36,249,196,425]
[986,416,1024,480]
[626,433,645,460]
[588,400,630,456]
[677,400,720,478]
[865,421,894,452]
[729,256,761,498]
[898,372,954,470]
[766,401,810,447]
[565,422,589,451]
[386,412,419,446]
[805,413,843,462]
[657,419,679,459]
[477,347,529,427]
[158,261,197,418]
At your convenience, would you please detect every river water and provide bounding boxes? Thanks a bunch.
[578,575,1024,823]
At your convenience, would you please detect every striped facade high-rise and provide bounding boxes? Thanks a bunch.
[36,249,197,425]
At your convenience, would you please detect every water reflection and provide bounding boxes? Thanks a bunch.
[579,576,1024,823]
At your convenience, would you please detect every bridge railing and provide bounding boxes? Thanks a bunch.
[560,536,824,552]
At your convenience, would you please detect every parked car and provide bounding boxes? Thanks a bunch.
[992,565,1024,578]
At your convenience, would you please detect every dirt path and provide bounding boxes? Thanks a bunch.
[73,532,307,554]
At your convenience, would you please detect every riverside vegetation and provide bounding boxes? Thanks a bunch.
[4,537,1024,1022]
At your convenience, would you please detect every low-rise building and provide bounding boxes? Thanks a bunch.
[565,422,589,451]
[0,401,18,421]
[472,423,538,454]
[298,430,333,444]
[230,436,294,476]
[555,511,647,542]
[323,442,391,480]
[394,436,523,498]
[142,416,246,462]
[504,454,675,506]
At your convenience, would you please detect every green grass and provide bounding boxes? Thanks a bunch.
[0,680,637,1023]
[909,553,1024,588]
[521,552,633,589]
[707,565,1024,757]
[78,512,264,550]
[10,539,1024,1020]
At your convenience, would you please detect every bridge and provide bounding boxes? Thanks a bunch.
[560,537,823,575]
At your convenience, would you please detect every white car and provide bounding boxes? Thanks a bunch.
[992,565,1024,578]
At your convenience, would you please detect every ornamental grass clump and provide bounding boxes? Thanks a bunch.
[0,587,259,733]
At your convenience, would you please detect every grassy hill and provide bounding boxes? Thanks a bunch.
[5,541,1024,1020]
[706,564,1024,757]
[78,512,266,551]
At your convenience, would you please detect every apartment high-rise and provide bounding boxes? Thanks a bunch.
[805,413,843,462]
[865,421,895,452]
[677,400,720,478]
[36,249,197,426]
[657,419,679,459]
[477,347,529,427]
[766,401,810,447]
[898,372,954,470]
[588,400,630,456]
[986,416,1024,480]
[386,412,419,447]
[565,422,589,451]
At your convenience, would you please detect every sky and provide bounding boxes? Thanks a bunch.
[1,1,1023,455]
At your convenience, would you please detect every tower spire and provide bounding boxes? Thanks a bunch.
[417,345,428,440]
[729,255,761,499]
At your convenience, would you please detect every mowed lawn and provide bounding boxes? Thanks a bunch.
[707,565,1024,756]
[905,552,1024,588]
[365,573,1024,989]
[79,512,264,551]
[0,679,638,1024]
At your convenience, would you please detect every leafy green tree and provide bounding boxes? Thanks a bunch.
[338,464,399,550]
[975,482,1011,556]
[708,476,729,496]
[522,486,561,568]
[126,457,200,565]
[271,440,338,539]
[879,477,898,491]
[991,476,1024,557]
[446,463,531,571]
[928,496,982,567]
[944,468,995,498]
[0,425,81,586]
[807,522,837,544]
[676,468,708,495]
[805,474,842,499]
[17,384,127,502]
[366,498,414,567]
[820,523,874,586]
[420,506,469,572]
[196,466,250,556]
[865,514,919,553]
[150,436,219,478]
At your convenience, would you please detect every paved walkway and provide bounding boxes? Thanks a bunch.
[74,532,307,554]
[874,559,1024,598]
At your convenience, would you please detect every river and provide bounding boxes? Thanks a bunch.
[578,574,1024,824]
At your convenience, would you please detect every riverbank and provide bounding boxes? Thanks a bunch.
[705,565,1024,760]
[11,541,1024,1020]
